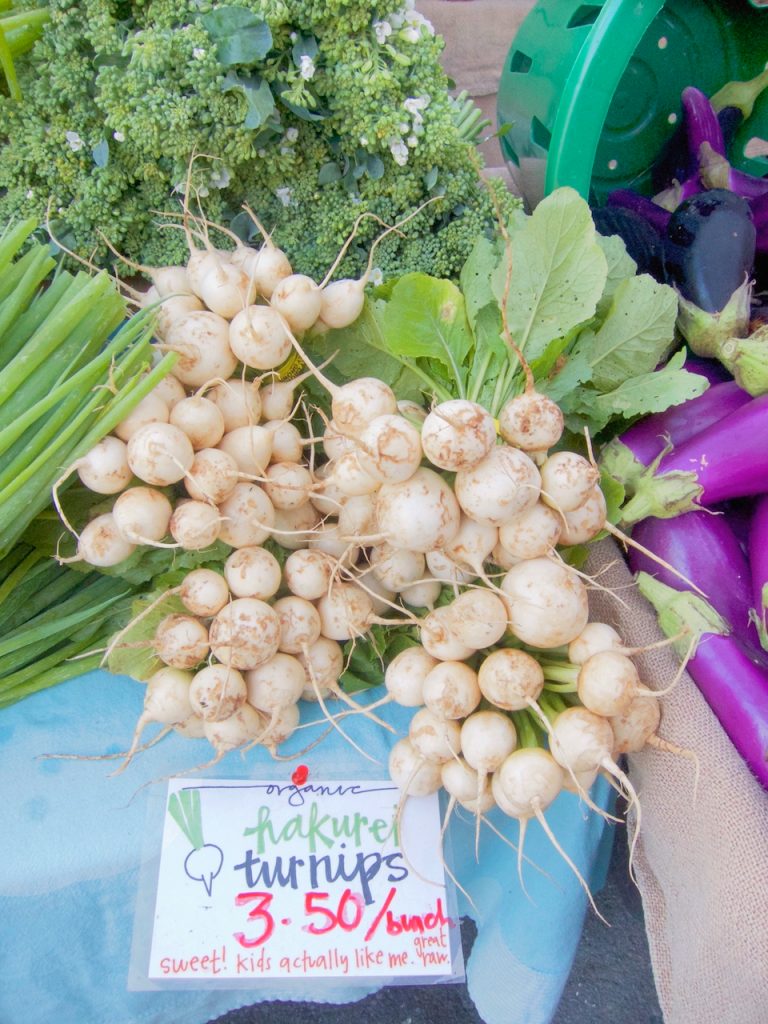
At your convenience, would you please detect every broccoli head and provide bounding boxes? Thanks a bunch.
[0,0,520,280]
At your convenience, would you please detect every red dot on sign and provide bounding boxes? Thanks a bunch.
[291,764,309,786]
[281,918,291,925]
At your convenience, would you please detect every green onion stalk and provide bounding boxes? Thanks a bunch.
[0,217,177,555]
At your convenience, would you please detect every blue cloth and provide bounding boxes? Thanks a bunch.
[0,670,614,1024]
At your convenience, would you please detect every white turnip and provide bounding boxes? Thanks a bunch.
[169,500,222,550]
[209,598,281,669]
[190,664,247,721]
[126,422,195,487]
[112,487,173,545]
[229,305,292,370]
[224,546,282,600]
[163,310,237,388]
[184,447,239,504]
[420,399,496,472]
[217,483,275,548]
[154,614,210,670]
[375,467,461,553]
[169,396,226,450]
[500,558,589,648]
[114,392,169,443]
[76,436,133,494]
[454,446,540,527]
[498,392,564,452]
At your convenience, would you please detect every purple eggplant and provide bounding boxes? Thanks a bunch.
[600,380,750,486]
[682,354,731,386]
[621,393,768,521]
[638,572,768,791]
[605,190,671,234]
[650,87,726,193]
[748,493,768,649]
[662,189,756,314]
[695,140,768,199]
[629,510,760,653]
[681,86,724,164]
[591,206,665,278]
[746,191,768,254]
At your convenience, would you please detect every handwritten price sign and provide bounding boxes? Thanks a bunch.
[145,779,462,984]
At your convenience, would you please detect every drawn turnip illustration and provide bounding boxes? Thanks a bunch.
[168,788,223,897]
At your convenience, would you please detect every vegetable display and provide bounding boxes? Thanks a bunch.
[22,184,702,903]
[5,11,768,1018]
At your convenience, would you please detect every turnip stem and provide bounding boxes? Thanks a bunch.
[541,664,578,685]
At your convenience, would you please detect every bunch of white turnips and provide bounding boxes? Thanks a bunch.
[57,211,688,901]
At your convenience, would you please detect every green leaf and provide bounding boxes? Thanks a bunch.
[106,591,186,682]
[91,139,109,168]
[423,166,438,190]
[221,70,275,129]
[577,350,709,431]
[539,347,594,404]
[380,273,473,395]
[599,469,625,526]
[291,34,318,66]
[340,629,417,694]
[493,187,608,364]
[571,274,679,393]
[201,7,272,66]
[303,301,425,405]
[460,233,502,330]
[594,232,636,318]
[366,154,385,180]
[317,161,341,185]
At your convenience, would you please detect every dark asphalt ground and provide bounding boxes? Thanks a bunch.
[207,827,663,1024]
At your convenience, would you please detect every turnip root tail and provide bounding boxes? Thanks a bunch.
[111,710,153,776]
[604,521,707,598]
[479,814,552,882]
[532,799,609,926]
[646,734,701,801]
[303,655,381,764]
[268,724,335,761]
[52,463,82,542]
[437,794,478,914]
[38,727,172,763]
[516,818,531,902]
[547,550,631,611]
[639,630,696,698]
[618,630,691,657]
[601,756,642,888]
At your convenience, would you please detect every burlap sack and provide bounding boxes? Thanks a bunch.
[586,538,768,1024]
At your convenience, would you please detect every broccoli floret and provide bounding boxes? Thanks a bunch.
[0,0,520,279]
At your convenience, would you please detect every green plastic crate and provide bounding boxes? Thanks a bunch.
[498,0,768,203]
